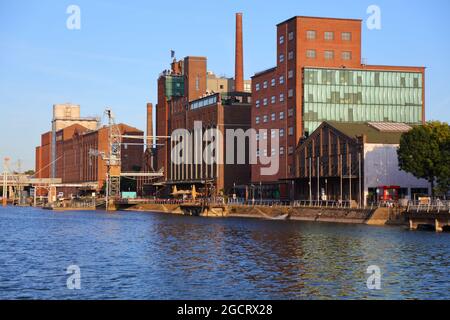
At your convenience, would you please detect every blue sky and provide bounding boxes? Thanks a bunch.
[1,0,449,170]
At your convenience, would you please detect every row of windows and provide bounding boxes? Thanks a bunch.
[305,49,352,60]
[279,31,352,44]
[257,146,295,157]
[255,89,296,107]
[255,111,288,123]
[255,76,285,91]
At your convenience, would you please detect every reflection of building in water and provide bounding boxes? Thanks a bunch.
[293,121,430,206]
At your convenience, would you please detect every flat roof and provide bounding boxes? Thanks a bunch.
[277,16,362,26]
[252,67,277,78]
[303,65,425,73]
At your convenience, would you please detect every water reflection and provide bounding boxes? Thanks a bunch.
[0,207,449,300]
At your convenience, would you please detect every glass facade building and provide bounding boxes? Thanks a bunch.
[303,68,423,135]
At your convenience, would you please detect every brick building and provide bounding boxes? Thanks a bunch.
[154,13,252,196]
[36,122,143,197]
[251,16,425,199]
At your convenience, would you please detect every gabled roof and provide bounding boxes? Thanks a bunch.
[325,121,411,144]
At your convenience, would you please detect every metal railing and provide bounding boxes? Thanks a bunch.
[406,200,450,214]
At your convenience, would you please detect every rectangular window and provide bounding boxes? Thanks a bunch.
[279,54,285,63]
[288,70,294,79]
[256,100,260,108]
[263,98,268,106]
[271,96,276,104]
[324,50,334,60]
[288,31,294,41]
[306,30,316,40]
[271,130,276,139]
[271,78,276,87]
[306,49,316,59]
[279,76,285,84]
[255,83,260,91]
[342,32,352,41]
[280,147,285,155]
[342,51,352,60]
[280,129,285,137]
[255,116,260,124]
[288,89,294,97]
[288,127,294,136]
[288,108,294,117]
[288,51,294,60]
[279,35,285,44]
[271,113,276,121]
[279,94,285,102]
[280,111,285,120]
[263,81,268,89]
[324,31,334,41]
[263,115,268,123]
[263,132,267,140]
[288,147,294,155]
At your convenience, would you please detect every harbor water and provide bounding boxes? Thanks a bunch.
[0,206,449,300]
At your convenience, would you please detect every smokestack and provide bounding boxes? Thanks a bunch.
[235,13,244,92]
[146,103,153,148]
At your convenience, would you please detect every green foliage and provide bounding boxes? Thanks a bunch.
[398,122,450,196]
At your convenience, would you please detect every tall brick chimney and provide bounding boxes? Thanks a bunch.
[235,13,244,92]
[146,103,153,148]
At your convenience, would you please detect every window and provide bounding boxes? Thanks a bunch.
[324,50,334,60]
[271,113,276,121]
[324,31,334,41]
[288,108,294,117]
[288,51,294,60]
[288,127,294,136]
[271,130,276,139]
[271,78,276,87]
[288,31,294,41]
[342,51,352,60]
[279,54,285,63]
[263,149,267,157]
[256,100,260,108]
[255,116,260,124]
[263,81,268,89]
[263,98,268,106]
[342,32,352,41]
[256,133,260,141]
[280,111,285,120]
[256,149,260,157]
[271,148,276,156]
[306,30,316,40]
[279,76,285,84]
[288,70,294,79]
[306,49,316,59]
[195,76,200,90]
[280,129,285,137]
[263,115,268,123]
[288,89,294,97]
[263,132,267,140]
[279,35,285,44]
[279,94,285,102]
[271,96,276,104]
[255,83,260,91]
[288,146,294,155]
[280,147,285,155]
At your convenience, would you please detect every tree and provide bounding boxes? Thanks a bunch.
[398,122,450,197]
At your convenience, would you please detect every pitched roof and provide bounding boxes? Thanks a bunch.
[325,121,411,144]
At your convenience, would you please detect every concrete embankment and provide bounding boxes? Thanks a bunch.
[124,203,403,226]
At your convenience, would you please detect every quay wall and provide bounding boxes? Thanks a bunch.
[124,203,402,226]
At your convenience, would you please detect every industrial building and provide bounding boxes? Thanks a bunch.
[35,105,143,197]
[251,16,425,199]
[154,13,253,196]
[293,121,430,206]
